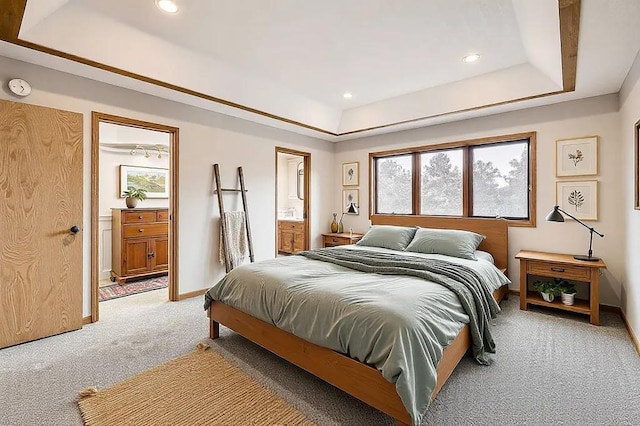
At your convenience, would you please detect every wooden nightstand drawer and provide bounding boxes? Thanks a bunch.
[526,260,591,281]
[323,235,346,247]
[322,233,363,247]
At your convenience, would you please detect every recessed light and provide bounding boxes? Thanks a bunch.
[156,0,178,13]
[343,92,353,99]
[463,54,480,63]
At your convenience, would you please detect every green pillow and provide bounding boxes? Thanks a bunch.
[355,225,417,251]
[405,227,485,260]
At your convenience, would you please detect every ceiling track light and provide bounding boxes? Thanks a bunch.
[130,145,149,158]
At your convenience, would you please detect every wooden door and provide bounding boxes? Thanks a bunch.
[151,237,169,271]
[0,100,83,348]
[124,239,151,275]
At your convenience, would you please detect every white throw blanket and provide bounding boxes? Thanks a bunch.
[219,211,248,270]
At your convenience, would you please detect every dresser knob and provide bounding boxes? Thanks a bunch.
[138,215,143,219]
[138,229,144,232]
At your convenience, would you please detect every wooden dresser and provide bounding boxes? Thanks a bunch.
[111,208,169,284]
[278,220,305,254]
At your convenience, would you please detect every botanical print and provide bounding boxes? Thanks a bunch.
[556,136,597,177]
[567,190,584,211]
[342,162,359,186]
[568,149,584,167]
[556,181,597,221]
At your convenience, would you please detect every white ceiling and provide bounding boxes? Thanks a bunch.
[2,0,640,141]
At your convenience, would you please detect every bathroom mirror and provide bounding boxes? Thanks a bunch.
[297,162,304,200]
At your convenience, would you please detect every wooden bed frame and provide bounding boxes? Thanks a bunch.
[208,215,509,425]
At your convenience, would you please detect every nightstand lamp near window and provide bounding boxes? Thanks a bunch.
[545,205,604,261]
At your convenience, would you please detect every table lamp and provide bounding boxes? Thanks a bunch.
[545,205,604,261]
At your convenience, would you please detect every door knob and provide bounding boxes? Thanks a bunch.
[70,225,80,234]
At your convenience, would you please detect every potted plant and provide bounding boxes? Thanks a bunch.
[559,281,577,306]
[533,280,561,303]
[122,186,147,208]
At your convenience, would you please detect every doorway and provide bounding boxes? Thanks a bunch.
[90,112,179,322]
[275,147,310,255]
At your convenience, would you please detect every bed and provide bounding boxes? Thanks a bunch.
[206,215,509,425]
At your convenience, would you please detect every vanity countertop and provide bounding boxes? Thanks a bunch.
[277,217,304,222]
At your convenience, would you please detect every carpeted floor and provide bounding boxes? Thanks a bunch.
[98,275,168,301]
[0,291,638,425]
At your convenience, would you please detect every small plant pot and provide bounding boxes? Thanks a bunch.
[540,292,555,303]
[125,197,138,208]
[561,292,576,306]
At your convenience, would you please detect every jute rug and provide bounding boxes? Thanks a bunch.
[77,344,314,425]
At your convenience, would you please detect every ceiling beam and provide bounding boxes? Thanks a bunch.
[0,0,26,41]
[559,0,581,92]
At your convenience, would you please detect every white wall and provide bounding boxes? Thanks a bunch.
[620,51,640,342]
[0,55,335,317]
[335,94,624,307]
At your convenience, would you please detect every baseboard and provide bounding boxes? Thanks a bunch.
[620,309,640,356]
[509,290,639,356]
[178,288,208,300]
[82,316,92,325]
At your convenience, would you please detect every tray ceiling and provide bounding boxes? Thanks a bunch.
[1,0,639,141]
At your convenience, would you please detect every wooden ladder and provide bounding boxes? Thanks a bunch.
[213,164,255,272]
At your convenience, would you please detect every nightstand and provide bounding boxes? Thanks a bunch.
[515,250,607,325]
[321,232,364,247]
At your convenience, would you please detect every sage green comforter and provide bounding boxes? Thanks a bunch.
[204,246,509,425]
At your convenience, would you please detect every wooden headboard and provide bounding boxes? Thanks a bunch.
[370,215,509,272]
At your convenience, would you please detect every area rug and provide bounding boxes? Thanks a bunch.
[77,344,314,426]
[98,276,168,302]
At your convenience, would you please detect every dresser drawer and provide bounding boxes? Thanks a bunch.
[123,211,156,224]
[279,221,303,231]
[156,210,169,222]
[526,260,591,281]
[123,223,168,238]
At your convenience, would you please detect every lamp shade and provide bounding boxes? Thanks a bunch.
[346,203,358,214]
[545,206,565,222]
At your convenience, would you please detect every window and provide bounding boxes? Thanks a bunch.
[375,155,413,214]
[371,132,536,226]
[420,149,463,216]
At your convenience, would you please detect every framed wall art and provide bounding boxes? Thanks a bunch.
[343,189,359,214]
[342,161,359,186]
[556,180,598,221]
[119,165,169,198]
[556,136,598,177]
